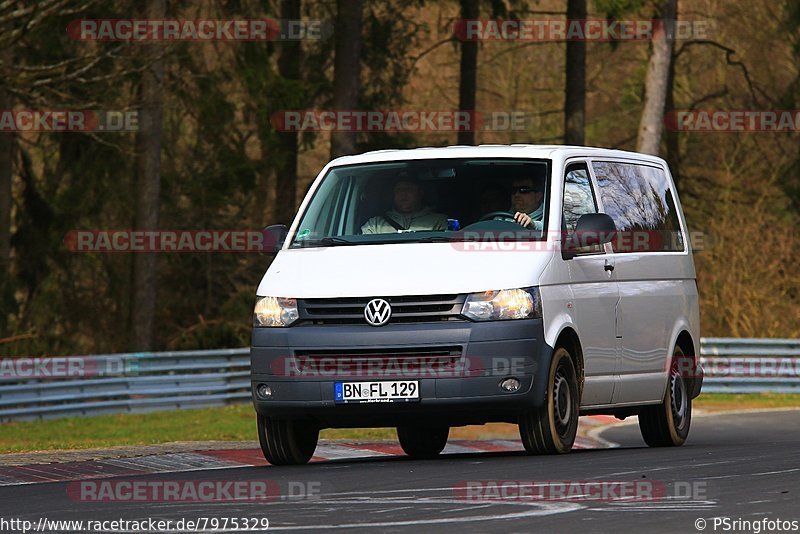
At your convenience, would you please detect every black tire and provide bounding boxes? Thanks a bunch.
[638,346,692,447]
[519,346,580,454]
[397,425,449,459]
[257,416,319,466]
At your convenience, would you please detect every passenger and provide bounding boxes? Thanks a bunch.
[361,179,448,234]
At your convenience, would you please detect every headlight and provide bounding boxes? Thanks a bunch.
[461,288,541,321]
[254,296,299,327]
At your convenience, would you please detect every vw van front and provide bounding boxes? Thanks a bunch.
[250,147,601,465]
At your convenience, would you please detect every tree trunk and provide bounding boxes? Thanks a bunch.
[0,92,12,272]
[636,0,677,156]
[563,0,586,145]
[129,0,165,351]
[664,55,681,190]
[274,0,302,225]
[330,0,362,159]
[0,19,13,272]
[457,0,479,146]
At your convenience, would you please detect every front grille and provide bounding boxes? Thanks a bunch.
[293,346,464,376]
[297,294,466,325]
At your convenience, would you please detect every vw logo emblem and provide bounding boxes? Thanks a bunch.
[364,298,392,326]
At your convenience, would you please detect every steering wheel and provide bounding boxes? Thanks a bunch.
[478,210,517,222]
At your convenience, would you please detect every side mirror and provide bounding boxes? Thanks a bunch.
[563,213,616,260]
[262,224,288,254]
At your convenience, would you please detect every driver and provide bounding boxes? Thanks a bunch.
[508,176,545,230]
[361,178,448,234]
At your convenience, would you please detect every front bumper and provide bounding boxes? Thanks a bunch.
[250,319,552,428]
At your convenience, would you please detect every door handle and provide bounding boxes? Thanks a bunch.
[604,263,614,272]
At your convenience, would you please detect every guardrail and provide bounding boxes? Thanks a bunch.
[0,349,250,422]
[0,338,797,421]
[700,337,800,394]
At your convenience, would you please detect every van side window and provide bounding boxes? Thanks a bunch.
[562,164,598,233]
[592,161,685,253]
[562,163,604,254]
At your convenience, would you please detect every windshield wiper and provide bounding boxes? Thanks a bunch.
[411,235,462,243]
[295,236,355,247]
[295,235,466,247]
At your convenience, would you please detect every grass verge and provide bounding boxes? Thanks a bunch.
[693,392,800,412]
[1,393,798,453]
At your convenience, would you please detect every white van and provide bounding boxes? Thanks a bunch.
[251,145,703,465]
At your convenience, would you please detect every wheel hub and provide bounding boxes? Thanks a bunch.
[670,368,688,430]
[553,372,572,431]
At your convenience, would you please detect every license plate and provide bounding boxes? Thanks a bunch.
[334,381,419,403]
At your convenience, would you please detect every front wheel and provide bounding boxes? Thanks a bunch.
[397,425,449,459]
[257,416,319,465]
[519,346,580,454]
[638,346,692,447]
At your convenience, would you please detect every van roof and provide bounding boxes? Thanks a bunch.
[328,144,667,167]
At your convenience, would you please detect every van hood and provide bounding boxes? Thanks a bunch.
[257,243,552,298]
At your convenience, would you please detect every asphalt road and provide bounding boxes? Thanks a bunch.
[1,409,799,533]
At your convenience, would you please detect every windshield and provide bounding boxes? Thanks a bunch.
[290,158,551,247]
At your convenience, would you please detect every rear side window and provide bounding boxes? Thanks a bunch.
[592,161,685,253]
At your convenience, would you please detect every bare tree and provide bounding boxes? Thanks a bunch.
[636,0,677,155]
[563,0,586,145]
[457,0,479,146]
[330,0,362,159]
[128,0,165,351]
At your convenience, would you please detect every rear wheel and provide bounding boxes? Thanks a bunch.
[257,416,319,465]
[519,346,580,454]
[638,346,692,447]
[397,425,449,459]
